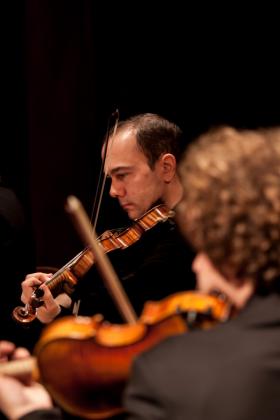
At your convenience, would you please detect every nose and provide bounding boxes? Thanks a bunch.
[109,179,125,198]
[109,181,117,198]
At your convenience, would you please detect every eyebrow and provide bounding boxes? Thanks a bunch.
[106,166,134,177]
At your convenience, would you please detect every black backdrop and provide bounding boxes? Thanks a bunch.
[2,0,280,269]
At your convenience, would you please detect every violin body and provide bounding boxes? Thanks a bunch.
[34,291,230,419]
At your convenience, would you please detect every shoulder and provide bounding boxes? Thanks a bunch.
[133,321,236,375]
[125,322,240,418]
[144,217,194,256]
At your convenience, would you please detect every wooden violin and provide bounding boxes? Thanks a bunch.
[12,204,173,324]
[1,291,231,419]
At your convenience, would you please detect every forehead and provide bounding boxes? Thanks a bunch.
[104,128,148,174]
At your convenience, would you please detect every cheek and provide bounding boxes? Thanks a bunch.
[129,174,155,195]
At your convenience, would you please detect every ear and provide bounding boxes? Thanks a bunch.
[160,153,177,182]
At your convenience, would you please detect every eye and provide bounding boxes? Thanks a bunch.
[116,172,128,181]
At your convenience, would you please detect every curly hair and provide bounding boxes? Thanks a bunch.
[177,126,280,293]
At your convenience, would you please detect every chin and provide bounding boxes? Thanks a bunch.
[125,205,147,220]
[128,208,143,220]
[128,211,138,220]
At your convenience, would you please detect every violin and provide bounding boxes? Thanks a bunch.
[1,291,232,419]
[12,204,174,324]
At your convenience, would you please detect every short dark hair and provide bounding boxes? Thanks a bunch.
[178,126,280,294]
[110,113,183,168]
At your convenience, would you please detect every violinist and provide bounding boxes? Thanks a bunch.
[124,126,280,420]
[20,113,196,325]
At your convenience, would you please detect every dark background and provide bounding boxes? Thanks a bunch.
[1,0,280,270]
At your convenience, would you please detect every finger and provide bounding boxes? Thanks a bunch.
[25,272,52,281]
[0,341,15,362]
[21,278,42,304]
[12,347,31,360]
[22,278,42,289]
[36,285,61,323]
[22,273,52,293]
[39,284,57,310]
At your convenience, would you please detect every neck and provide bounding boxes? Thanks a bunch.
[163,176,183,210]
[220,278,255,310]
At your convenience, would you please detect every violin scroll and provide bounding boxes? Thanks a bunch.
[12,288,44,323]
[12,304,37,324]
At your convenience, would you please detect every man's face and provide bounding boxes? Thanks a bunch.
[104,129,165,220]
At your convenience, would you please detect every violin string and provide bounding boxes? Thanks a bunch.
[42,249,87,288]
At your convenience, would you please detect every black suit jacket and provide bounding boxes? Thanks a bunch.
[124,293,280,420]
